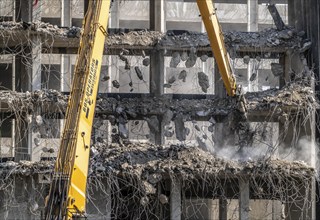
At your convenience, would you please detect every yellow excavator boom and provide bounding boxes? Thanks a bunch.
[44,0,111,219]
[197,0,237,96]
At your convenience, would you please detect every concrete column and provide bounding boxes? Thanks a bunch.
[149,0,166,145]
[247,0,259,92]
[61,0,72,92]
[109,0,120,28]
[247,0,258,32]
[287,1,295,27]
[149,50,165,145]
[107,1,120,144]
[170,180,181,220]
[292,0,304,32]
[239,179,250,220]
[279,52,291,88]
[219,198,228,220]
[150,0,166,32]
[14,0,42,161]
[61,0,71,27]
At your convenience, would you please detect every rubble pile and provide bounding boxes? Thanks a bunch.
[161,28,307,49]
[106,30,164,46]
[0,21,308,50]
[246,83,318,111]
[0,21,81,37]
[0,89,68,113]
[0,144,314,180]
[0,160,53,178]
[90,143,315,180]
[0,82,316,117]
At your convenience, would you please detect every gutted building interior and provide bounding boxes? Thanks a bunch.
[0,0,319,219]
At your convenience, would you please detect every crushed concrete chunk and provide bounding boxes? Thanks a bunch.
[243,55,250,64]
[178,70,187,82]
[185,54,197,68]
[198,72,210,93]
[35,115,43,125]
[208,125,214,133]
[168,76,176,84]
[250,72,257,81]
[271,63,283,77]
[140,196,149,206]
[142,58,150,66]
[108,115,117,126]
[164,129,174,137]
[163,110,173,126]
[175,114,187,141]
[200,54,209,62]
[147,116,159,133]
[159,194,168,204]
[170,52,181,68]
[112,80,120,88]
[148,173,162,184]
[143,181,156,194]
[118,116,128,139]
[135,66,144,80]
[181,51,188,61]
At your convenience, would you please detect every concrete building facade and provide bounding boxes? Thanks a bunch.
[0,0,319,219]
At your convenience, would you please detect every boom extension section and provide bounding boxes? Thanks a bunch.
[44,0,111,219]
[197,0,237,97]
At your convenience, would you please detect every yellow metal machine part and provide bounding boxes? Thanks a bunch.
[197,0,237,97]
[44,0,110,219]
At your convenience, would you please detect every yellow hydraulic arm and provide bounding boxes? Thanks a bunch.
[197,0,237,97]
[44,0,110,219]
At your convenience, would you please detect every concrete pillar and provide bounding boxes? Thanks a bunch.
[247,0,258,32]
[61,0,71,92]
[279,52,291,88]
[287,1,295,27]
[106,0,120,144]
[109,0,120,28]
[292,0,305,32]
[170,180,181,220]
[219,198,228,220]
[247,0,258,92]
[61,0,71,27]
[149,0,166,145]
[239,179,250,220]
[150,0,166,32]
[14,0,42,161]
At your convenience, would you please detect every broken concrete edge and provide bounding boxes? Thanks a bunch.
[0,82,317,117]
[0,144,315,179]
[0,21,309,53]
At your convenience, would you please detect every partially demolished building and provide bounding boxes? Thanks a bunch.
[0,0,319,219]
